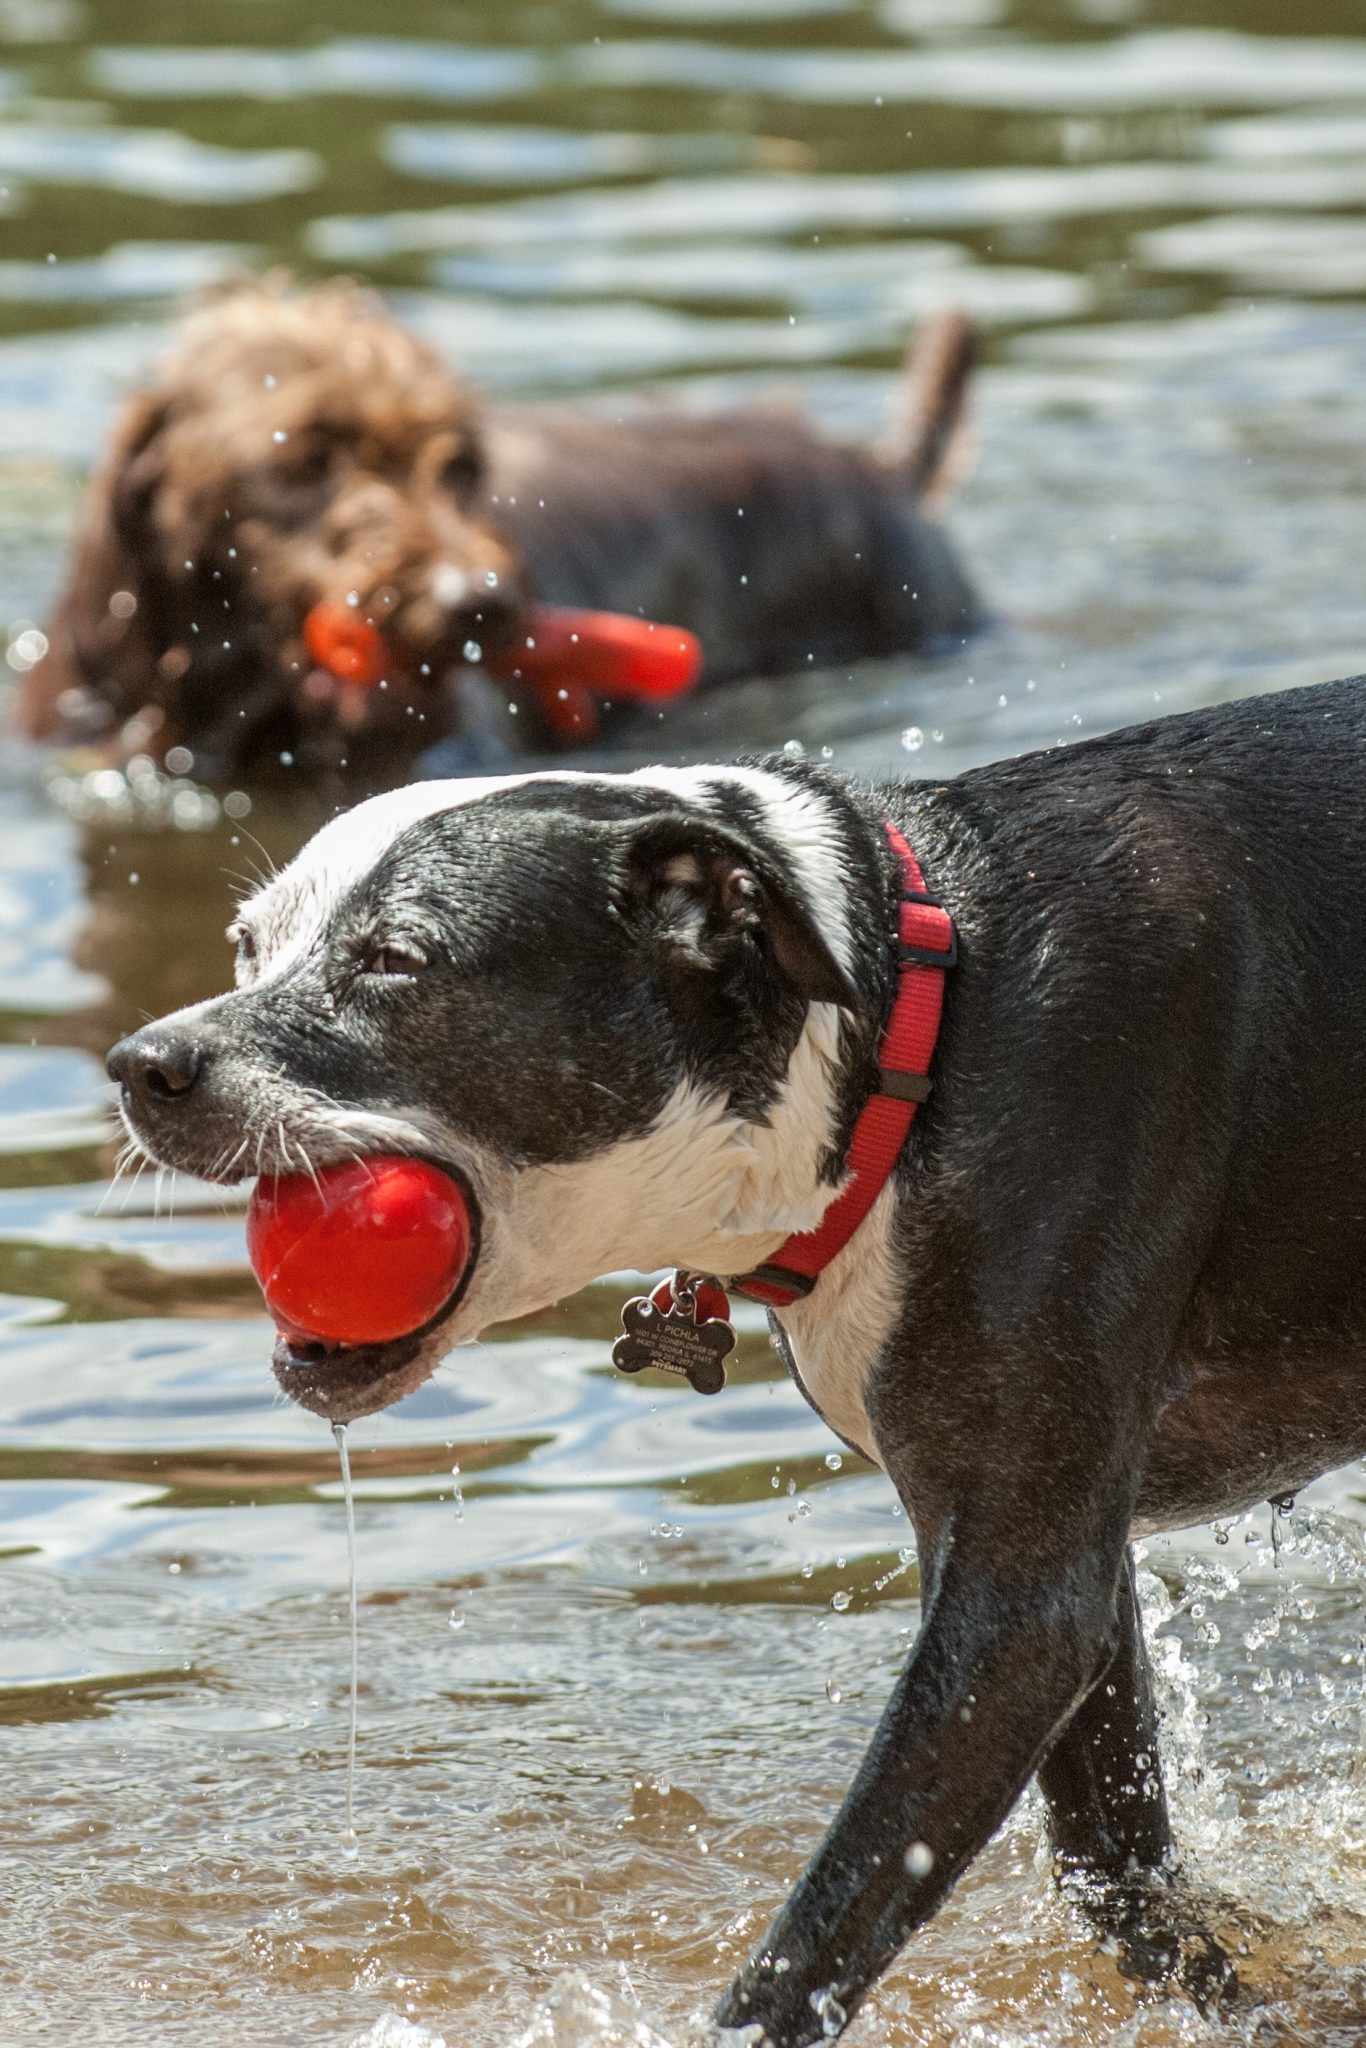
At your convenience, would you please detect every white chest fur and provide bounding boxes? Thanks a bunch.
[773,1182,902,1467]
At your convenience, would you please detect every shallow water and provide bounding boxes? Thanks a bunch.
[0,0,1363,2043]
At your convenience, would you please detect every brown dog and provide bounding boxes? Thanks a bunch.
[21,279,978,788]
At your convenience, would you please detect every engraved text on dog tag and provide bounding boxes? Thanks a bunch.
[612,1272,735,1396]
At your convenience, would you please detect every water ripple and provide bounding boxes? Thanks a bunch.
[0,120,318,201]
[312,159,1366,266]
[569,28,1366,109]
[88,40,546,105]
[0,240,250,303]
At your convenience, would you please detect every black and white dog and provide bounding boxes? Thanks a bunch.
[109,676,1366,2043]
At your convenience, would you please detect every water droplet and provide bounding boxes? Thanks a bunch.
[816,1990,847,2038]
[783,738,804,758]
[831,1589,852,1612]
[483,569,499,588]
[905,1839,934,1877]
[824,1452,842,1471]
[448,1608,466,1630]
[825,1678,842,1704]
[463,640,482,663]
[273,430,288,444]
[900,726,923,753]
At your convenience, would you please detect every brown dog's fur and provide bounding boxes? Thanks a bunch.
[22,279,978,788]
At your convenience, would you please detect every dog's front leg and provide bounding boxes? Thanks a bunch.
[714,1372,1146,2047]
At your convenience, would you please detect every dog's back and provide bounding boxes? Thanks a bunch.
[488,392,977,684]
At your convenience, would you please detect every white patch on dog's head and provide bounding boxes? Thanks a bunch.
[237,761,854,1000]
[237,771,588,987]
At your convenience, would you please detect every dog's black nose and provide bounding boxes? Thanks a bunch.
[107,1026,202,1103]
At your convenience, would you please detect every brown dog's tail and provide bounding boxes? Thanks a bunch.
[878,308,978,503]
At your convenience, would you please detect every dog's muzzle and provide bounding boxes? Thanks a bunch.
[107,1020,480,1425]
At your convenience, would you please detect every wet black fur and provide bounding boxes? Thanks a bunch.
[110,677,1366,2045]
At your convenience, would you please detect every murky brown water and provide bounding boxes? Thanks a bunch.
[0,2,1363,2044]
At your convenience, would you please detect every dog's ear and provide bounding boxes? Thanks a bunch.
[623,816,856,1008]
[21,391,172,738]
[106,389,173,537]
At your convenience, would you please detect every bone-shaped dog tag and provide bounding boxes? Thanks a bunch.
[612,1273,735,1396]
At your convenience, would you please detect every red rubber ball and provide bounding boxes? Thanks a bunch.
[247,1156,471,1346]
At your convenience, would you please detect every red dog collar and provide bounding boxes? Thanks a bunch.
[731,820,955,1310]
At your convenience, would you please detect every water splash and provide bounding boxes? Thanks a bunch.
[1133,1505,1366,2013]
[351,1974,680,2048]
[512,1975,677,2048]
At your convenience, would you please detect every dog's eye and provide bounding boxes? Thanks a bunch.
[278,436,332,487]
[362,943,426,979]
[438,447,483,498]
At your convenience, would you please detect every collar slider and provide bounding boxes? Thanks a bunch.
[878,1068,932,1104]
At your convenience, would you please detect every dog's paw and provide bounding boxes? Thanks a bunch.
[1063,1869,1239,2014]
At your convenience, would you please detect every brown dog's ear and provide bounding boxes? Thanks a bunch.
[20,391,171,738]
[105,390,173,535]
[623,816,856,1009]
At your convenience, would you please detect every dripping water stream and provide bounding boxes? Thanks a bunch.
[334,1420,360,1861]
